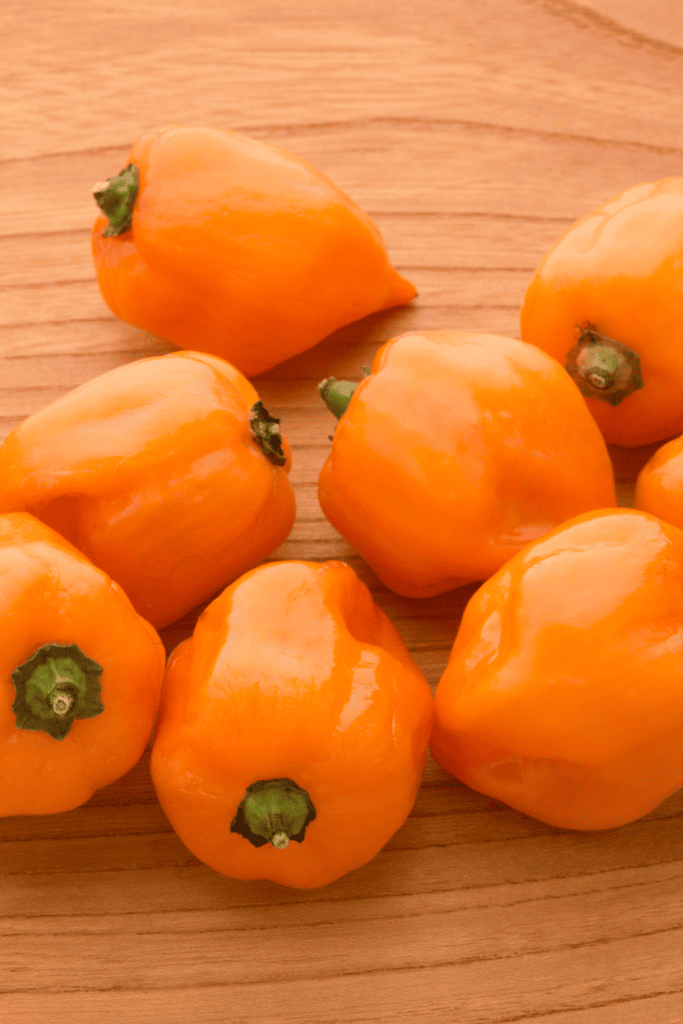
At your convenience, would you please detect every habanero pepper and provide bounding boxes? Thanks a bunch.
[0,350,295,630]
[0,513,164,817]
[520,177,683,446]
[317,330,616,598]
[430,508,683,831]
[150,560,433,889]
[91,124,416,378]
[634,430,683,531]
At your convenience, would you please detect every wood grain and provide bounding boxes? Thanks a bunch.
[2,2,683,1021]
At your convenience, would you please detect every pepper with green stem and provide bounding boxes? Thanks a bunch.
[0,512,165,818]
[150,558,433,888]
[520,175,683,446]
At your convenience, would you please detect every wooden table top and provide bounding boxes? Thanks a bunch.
[3,1,683,1020]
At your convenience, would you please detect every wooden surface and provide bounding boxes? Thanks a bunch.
[3,1,683,1020]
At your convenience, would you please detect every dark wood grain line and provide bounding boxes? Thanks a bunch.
[0,916,680,969]
[1,279,101,291]
[3,114,683,166]
[385,829,683,852]
[0,213,574,246]
[369,212,575,222]
[4,933,683,996]
[0,385,120,396]
[407,805,683,824]
[0,148,130,166]
[1,864,680,931]
[401,640,454,652]
[3,827,683,878]
[0,348,159,362]
[2,268,535,290]
[0,317,119,329]
[144,116,683,153]
[537,0,683,58]
[2,863,682,927]
[495,986,683,1023]
[0,229,93,242]
[0,307,522,331]
[399,266,537,273]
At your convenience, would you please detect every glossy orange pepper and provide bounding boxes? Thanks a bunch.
[634,432,683,530]
[317,330,616,597]
[520,178,683,446]
[0,513,164,817]
[431,508,683,830]
[150,560,433,888]
[91,124,415,378]
[0,350,295,629]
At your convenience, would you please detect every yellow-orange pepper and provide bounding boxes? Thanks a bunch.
[634,432,683,530]
[431,508,683,830]
[317,330,616,597]
[0,513,164,817]
[150,560,433,889]
[520,178,683,446]
[0,350,295,629]
[91,124,415,378]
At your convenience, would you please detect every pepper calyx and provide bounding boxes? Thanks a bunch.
[565,323,643,407]
[249,401,287,466]
[230,778,316,849]
[93,163,139,237]
[11,643,105,741]
[318,377,360,420]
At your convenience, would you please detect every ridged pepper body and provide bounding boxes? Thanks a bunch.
[318,330,616,597]
[92,124,415,377]
[520,178,683,446]
[0,351,295,629]
[0,513,164,817]
[431,508,683,830]
[635,432,683,531]
[150,560,433,888]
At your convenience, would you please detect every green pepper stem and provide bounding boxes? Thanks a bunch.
[318,377,359,419]
[230,778,316,848]
[93,163,139,237]
[249,401,287,466]
[11,643,104,741]
[565,324,643,407]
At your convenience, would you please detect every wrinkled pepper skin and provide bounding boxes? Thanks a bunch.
[634,433,683,531]
[92,124,415,378]
[0,513,164,817]
[150,560,433,888]
[520,178,683,446]
[317,330,616,598]
[430,508,683,831]
[0,350,295,630]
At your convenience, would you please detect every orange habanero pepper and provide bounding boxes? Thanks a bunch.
[0,513,164,817]
[634,431,683,531]
[91,124,415,378]
[0,350,295,630]
[520,178,683,446]
[430,508,683,831]
[317,330,616,598]
[150,560,433,889]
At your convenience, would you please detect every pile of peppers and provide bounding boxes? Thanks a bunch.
[4,122,683,888]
